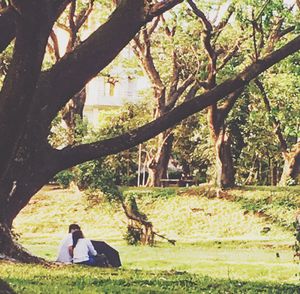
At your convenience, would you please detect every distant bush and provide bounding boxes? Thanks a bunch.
[54,169,75,188]
[123,226,142,245]
[123,188,177,201]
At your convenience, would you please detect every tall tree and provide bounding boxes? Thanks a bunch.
[0,0,299,261]
[131,15,196,186]
[255,75,300,185]
[187,0,296,188]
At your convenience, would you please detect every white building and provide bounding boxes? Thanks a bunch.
[84,70,149,126]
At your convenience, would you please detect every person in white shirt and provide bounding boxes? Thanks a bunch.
[56,224,80,264]
[71,230,97,266]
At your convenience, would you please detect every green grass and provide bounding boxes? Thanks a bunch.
[2,185,300,293]
[1,262,299,293]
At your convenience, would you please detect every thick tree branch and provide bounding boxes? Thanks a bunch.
[56,34,300,170]
[0,1,55,173]
[147,0,183,20]
[0,6,16,53]
[35,0,180,126]
[54,0,73,17]
[216,87,244,131]
[0,0,73,54]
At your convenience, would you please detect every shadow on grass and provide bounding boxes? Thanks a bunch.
[0,279,16,294]
[3,270,300,293]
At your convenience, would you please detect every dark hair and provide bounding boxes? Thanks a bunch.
[72,230,84,248]
[68,224,81,233]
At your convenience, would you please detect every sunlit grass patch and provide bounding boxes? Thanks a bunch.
[8,185,300,292]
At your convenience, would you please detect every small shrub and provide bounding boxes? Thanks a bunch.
[124,226,142,245]
[54,169,74,188]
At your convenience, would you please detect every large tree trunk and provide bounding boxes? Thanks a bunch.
[208,106,235,189]
[147,133,174,187]
[279,142,300,186]
[214,130,235,189]
[0,126,57,261]
[0,222,42,263]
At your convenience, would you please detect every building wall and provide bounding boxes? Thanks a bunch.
[83,69,149,126]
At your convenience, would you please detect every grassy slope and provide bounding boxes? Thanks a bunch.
[2,185,299,293]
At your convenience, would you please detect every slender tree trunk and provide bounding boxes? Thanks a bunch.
[62,88,86,144]
[214,129,235,188]
[147,133,174,187]
[279,142,300,185]
[271,159,278,186]
[244,156,259,185]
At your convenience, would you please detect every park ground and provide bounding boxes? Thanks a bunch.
[1,185,300,293]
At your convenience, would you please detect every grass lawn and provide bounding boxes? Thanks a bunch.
[1,185,300,293]
[1,262,299,293]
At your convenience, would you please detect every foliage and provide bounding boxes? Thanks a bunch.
[52,99,154,190]
[53,169,75,188]
[293,217,300,259]
[226,187,300,231]
[123,226,142,245]
[123,188,177,201]
[46,0,300,187]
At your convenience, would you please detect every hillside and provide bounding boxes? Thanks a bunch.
[11,185,299,280]
[14,185,297,251]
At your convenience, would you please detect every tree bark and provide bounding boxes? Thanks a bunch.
[0,136,56,262]
[0,222,42,263]
[0,6,16,53]
[279,142,300,185]
[214,129,235,188]
[272,161,278,186]
[147,133,174,187]
[61,88,86,144]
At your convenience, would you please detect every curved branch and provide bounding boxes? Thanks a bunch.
[187,0,212,32]
[55,34,300,170]
[147,0,183,20]
[187,0,216,87]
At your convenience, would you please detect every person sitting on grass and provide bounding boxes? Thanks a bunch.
[57,223,115,267]
[56,223,80,264]
[70,230,98,266]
